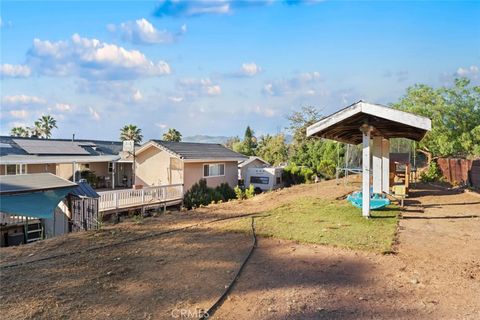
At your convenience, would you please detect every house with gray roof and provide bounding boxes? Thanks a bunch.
[0,136,135,189]
[135,140,247,191]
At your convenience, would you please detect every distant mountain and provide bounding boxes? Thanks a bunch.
[183,135,232,144]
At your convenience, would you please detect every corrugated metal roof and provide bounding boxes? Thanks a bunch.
[13,139,90,155]
[0,173,77,194]
[69,181,100,198]
[151,140,247,161]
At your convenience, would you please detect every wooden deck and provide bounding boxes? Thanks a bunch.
[97,184,184,213]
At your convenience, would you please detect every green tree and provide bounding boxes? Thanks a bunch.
[286,106,344,178]
[163,128,182,142]
[392,78,480,159]
[35,115,57,139]
[256,134,288,165]
[10,126,30,137]
[232,126,258,156]
[120,124,143,143]
[286,106,323,146]
[242,126,257,156]
[224,136,240,149]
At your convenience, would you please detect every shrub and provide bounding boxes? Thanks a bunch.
[245,184,255,199]
[283,164,315,186]
[234,185,244,200]
[183,179,236,209]
[79,170,98,187]
[420,161,443,182]
[317,159,336,179]
[215,183,236,201]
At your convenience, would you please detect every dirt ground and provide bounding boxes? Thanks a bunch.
[1,180,479,319]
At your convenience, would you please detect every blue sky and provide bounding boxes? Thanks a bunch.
[1,0,479,141]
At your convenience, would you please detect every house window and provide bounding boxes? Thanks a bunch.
[108,162,114,174]
[6,164,17,175]
[250,176,269,184]
[203,163,225,177]
[5,164,26,175]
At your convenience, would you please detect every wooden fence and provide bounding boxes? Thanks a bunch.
[437,158,480,187]
[97,184,184,213]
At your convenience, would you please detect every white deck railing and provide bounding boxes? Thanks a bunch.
[97,184,183,212]
[0,213,38,225]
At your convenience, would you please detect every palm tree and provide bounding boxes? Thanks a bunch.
[162,128,182,142]
[28,121,43,138]
[10,126,30,137]
[34,115,57,138]
[120,124,143,143]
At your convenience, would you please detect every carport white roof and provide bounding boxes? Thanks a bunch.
[306,101,431,144]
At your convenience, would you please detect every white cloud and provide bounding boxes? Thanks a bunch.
[456,65,479,79]
[133,90,143,101]
[155,123,167,129]
[77,79,145,103]
[0,64,31,78]
[154,0,319,18]
[53,103,73,112]
[176,78,222,97]
[155,0,233,17]
[27,34,171,79]
[110,18,186,45]
[252,105,276,117]
[168,96,184,103]
[263,71,323,96]
[0,17,13,28]
[1,95,46,106]
[89,107,101,121]
[239,62,262,77]
[9,110,29,119]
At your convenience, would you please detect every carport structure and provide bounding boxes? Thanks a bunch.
[307,101,431,217]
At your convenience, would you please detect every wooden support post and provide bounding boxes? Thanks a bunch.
[72,161,76,182]
[360,124,372,218]
[111,161,116,190]
[382,139,390,194]
[372,136,383,194]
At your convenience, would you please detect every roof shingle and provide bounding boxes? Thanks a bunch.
[151,140,247,161]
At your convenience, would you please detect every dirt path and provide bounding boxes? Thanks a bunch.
[1,182,479,319]
[214,184,480,319]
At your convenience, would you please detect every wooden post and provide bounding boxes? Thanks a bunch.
[163,186,167,213]
[382,138,390,194]
[360,124,372,218]
[114,192,118,209]
[72,161,76,182]
[372,136,383,194]
[111,161,116,190]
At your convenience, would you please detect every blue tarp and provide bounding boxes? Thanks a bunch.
[0,187,75,219]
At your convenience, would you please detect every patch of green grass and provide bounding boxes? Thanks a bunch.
[220,197,398,253]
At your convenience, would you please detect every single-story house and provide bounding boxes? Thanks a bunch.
[0,136,135,189]
[135,140,247,191]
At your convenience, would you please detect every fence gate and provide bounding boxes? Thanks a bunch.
[70,197,99,232]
